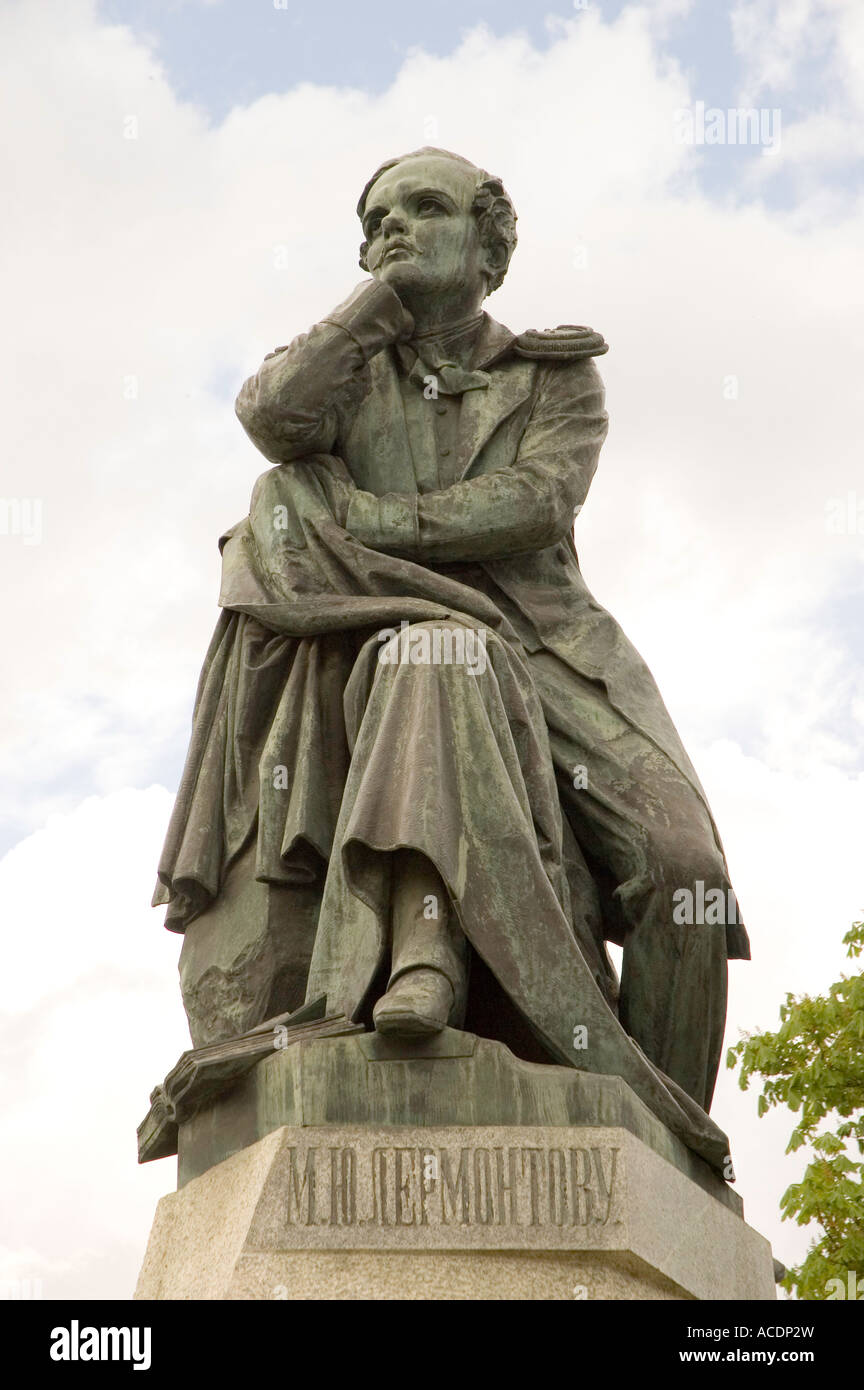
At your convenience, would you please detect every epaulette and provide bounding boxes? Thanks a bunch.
[512,324,608,360]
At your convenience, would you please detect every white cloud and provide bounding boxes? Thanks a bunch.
[0,788,189,1300]
[1,0,862,1295]
[730,0,864,191]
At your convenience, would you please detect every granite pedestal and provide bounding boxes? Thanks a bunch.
[135,1030,775,1300]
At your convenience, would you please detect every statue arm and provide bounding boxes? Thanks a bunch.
[345,358,608,563]
[234,280,412,464]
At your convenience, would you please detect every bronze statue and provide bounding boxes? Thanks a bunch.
[153,148,750,1173]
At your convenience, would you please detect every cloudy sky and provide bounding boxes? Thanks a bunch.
[1,0,862,1300]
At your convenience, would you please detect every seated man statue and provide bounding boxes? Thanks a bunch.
[153,147,750,1174]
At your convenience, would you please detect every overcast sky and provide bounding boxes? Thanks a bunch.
[1,0,862,1300]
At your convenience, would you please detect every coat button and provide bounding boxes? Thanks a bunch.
[440,447,451,457]
[436,404,447,415]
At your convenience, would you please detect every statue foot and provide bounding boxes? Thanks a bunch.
[372,968,454,1036]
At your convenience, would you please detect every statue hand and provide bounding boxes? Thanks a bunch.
[323,279,414,346]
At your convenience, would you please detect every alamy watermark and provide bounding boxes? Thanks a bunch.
[672,881,740,926]
[825,491,864,535]
[50,1322,151,1370]
[377,620,488,676]
[0,498,42,545]
[0,1276,43,1299]
[674,102,781,151]
[825,1271,862,1300]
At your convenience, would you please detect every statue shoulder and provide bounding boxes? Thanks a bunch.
[512,324,608,360]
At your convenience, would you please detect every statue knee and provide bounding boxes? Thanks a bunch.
[640,825,735,931]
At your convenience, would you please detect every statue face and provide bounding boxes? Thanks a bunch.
[361,154,493,304]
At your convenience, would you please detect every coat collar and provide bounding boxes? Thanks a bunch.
[470,313,519,369]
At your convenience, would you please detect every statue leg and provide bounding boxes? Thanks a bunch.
[530,650,735,1112]
[617,895,728,1111]
[373,848,468,1035]
[309,617,596,1047]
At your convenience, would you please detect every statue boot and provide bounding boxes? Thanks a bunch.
[373,849,468,1036]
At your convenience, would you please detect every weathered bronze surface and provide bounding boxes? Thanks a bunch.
[151,148,750,1177]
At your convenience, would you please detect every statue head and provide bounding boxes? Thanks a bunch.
[356,148,517,314]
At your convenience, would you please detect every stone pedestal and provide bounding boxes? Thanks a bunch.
[135,1031,776,1300]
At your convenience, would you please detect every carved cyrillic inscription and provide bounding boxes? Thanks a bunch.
[282,1143,619,1228]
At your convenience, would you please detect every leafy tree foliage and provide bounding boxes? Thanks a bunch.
[727,919,864,1299]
